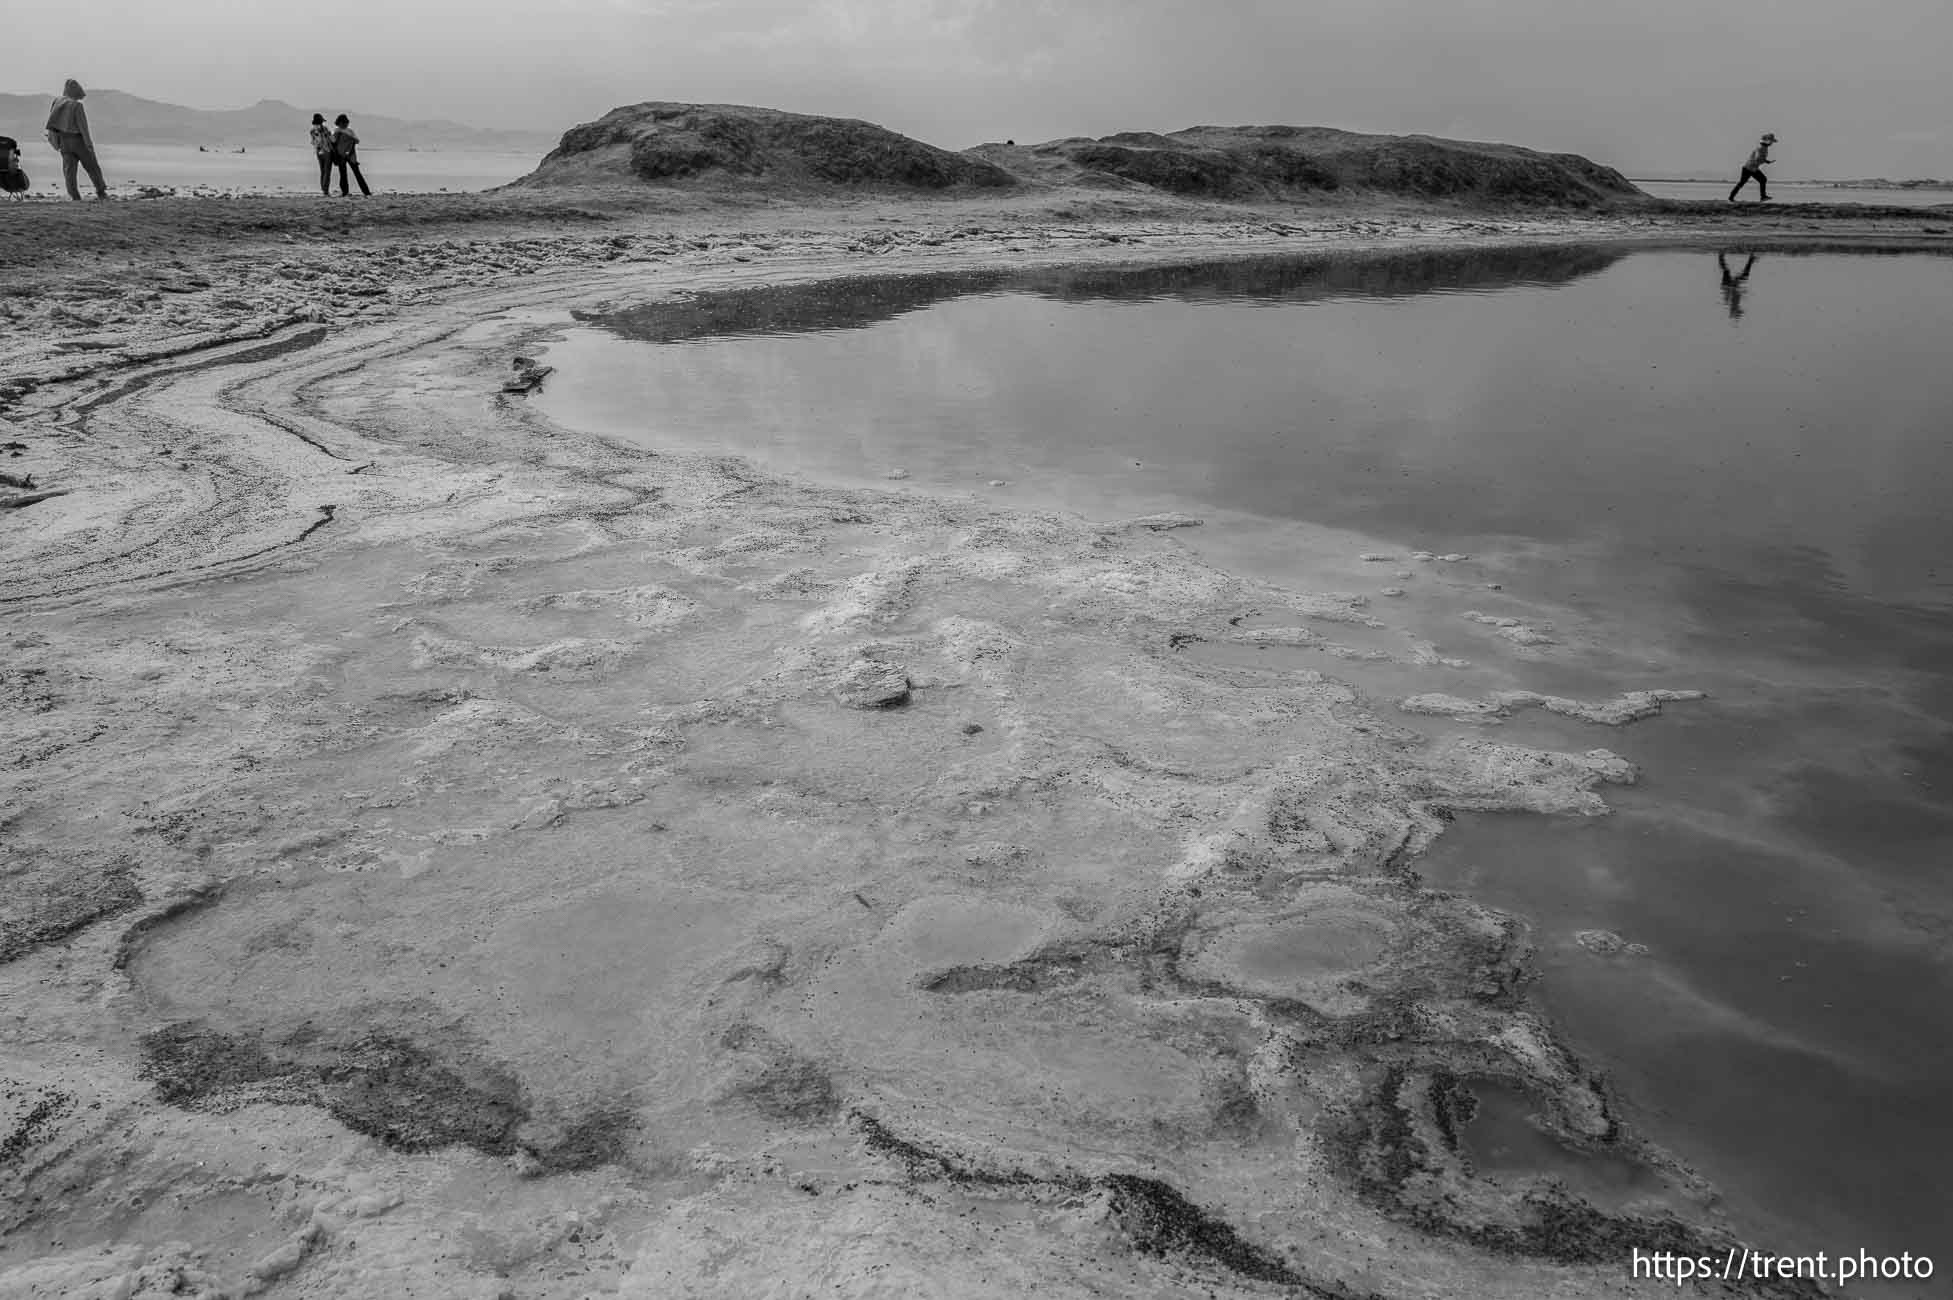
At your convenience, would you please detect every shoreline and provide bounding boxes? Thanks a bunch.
[0,197,1915,1298]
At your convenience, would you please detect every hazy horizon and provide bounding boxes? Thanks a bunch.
[10,0,1950,178]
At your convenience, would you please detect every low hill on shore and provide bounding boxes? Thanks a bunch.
[976,125,1642,205]
[517,103,1641,206]
[516,102,1017,191]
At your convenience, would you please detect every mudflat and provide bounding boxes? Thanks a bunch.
[3,183,1941,1299]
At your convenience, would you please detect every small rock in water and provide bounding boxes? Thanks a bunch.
[1575,928,1649,956]
[959,721,984,735]
[987,478,1009,487]
[502,356,553,394]
[1462,610,1558,647]
[1380,587,1406,597]
[1122,513,1204,532]
[1399,693,1505,719]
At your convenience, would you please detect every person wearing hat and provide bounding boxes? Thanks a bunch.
[1729,133,1776,203]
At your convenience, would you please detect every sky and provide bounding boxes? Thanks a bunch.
[9,0,1950,177]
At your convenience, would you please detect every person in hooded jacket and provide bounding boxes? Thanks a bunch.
[330,114,371,196]
[309,113,335,195]
[45,78,108,200]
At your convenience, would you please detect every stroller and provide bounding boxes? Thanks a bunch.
[0,136,29,195]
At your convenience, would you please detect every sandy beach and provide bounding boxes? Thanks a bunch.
[3,185,1944,1298]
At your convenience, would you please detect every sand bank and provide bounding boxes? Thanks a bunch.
[0,193,1901,1298]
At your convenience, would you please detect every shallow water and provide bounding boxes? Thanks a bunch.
[1460,1079,1670,1214]
[534,244,1953,1280]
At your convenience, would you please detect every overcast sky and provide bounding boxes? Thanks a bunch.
[10,0,1950,176]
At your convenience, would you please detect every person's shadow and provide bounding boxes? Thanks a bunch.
[1719,251,1758,321]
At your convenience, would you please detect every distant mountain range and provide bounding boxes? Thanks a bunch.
[0,89,559,152]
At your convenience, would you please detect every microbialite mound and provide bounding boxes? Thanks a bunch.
[975,124,1643,206]
[518,103,1640,208]
[517,101,1018,191]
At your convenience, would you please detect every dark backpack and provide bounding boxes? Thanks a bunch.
[0,137,28,194]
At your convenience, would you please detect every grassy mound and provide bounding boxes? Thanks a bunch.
[972,125,1642,206]
[519,102,1017,191]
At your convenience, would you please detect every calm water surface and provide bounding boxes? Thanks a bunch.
[536,245,1953,1283]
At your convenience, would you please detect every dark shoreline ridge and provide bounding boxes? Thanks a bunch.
[516,101,1642,205]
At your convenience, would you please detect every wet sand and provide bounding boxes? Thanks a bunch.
[3,190,1941,1298]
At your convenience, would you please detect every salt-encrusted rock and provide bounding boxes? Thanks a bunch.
[834,658,911,708]
[1400,688,1705,725]
[1463,610,1557,646]
[1226,626,1323,648]
[1119,512,1204,532]
[1429,739,1639,815]
[247,1223,323,1286]
[1400,693,1506,719]
[1576,928,1649,956]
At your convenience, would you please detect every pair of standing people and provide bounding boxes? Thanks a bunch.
[309,113,370,196]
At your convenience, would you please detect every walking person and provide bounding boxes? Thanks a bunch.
[330,114,371,196]
[44,78,108,201]
[309,113,335,195]
[1729,132,1775,203]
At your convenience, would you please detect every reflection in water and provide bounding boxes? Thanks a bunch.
[1718,251,1758,320]
[580,244,1630,345]
[1019,244,1628,305]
